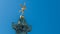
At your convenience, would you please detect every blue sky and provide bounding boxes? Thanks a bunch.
[0,0,60,34]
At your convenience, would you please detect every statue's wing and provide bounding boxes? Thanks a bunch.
[20,4,23,8]
[27,25,32,32]
[12,22,17,30]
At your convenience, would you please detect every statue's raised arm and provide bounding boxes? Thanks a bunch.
[19,2,26,15]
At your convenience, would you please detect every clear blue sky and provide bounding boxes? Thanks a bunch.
[0,0,60,34]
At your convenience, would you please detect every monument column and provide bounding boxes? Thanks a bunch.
[12,2,32,34]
